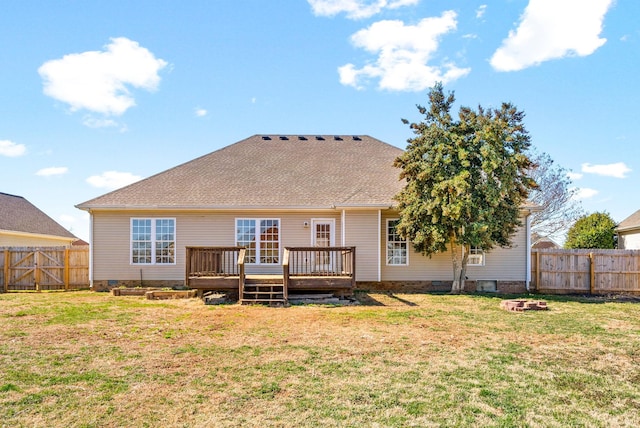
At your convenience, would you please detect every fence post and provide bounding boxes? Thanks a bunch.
[535,250,540,292]
[3,249,9,293]
[589,252,595,295]
[64,248,70,291]
[34,250,40,292]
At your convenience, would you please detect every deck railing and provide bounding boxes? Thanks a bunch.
[283,247,356,278]
[185,247,244,277]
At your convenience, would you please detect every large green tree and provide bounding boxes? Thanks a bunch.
[393,83,537,293]
[564,212,616,249]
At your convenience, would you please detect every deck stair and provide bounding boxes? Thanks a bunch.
[240,276,288,306]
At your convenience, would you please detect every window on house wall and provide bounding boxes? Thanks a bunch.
[131,218,175,264]
[467,247,485,266]
[386,219,408,265]
[235,218,280,264]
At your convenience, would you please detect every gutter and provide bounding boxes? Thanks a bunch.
[75,204,394,212]
[525,210,533,292]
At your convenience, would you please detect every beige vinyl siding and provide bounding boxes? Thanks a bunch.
[465,224,528,281]
[380,211,529,281]
[619,231,640,250]
[0,232,74,247]
[91,210,341,281]
[344,210,380,281]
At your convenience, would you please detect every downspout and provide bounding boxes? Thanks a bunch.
[525,210,532,292]
[341,210,346,247]
[89,211,94,289]
[377,209,381,282]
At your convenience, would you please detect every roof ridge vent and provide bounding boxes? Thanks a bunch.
[279,136,289,140]
[315,136,325,141]
[352,135,362,141]
[334,136,343,141]
[261,136,272,140]
[298,136,308,141]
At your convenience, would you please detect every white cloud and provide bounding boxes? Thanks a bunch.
[490,0,613,72]
[82,116,119,128]
[571,187,599,200]
[339,11,470,91]
[86,171,142,190]
[476,5,487,19]
[567,171,583,180]
[308,0,418,20]
[581,162,631,178]
[0,140,27,157]
[38,37,167,116]
[195,108,207,117]
[36,166,68,177]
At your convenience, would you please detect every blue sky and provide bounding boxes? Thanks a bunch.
[0,0,637,242]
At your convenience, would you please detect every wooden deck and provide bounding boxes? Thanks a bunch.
[186,247,356,302]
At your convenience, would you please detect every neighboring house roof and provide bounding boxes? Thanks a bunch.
[616,209,640,233]
[77,135,406,210]
[0,192,77,239]
[532,237,560,249]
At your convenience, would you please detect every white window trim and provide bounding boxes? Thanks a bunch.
[130,218,176,265]
[467,247,485,266]
[235,218,281,265]
[386,218,409,266]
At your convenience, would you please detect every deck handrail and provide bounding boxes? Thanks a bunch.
[185,246,244,278]
[284,247,356,286]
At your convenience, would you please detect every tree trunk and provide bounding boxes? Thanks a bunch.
[450,244,463,294]
[459,247,469,293]
[450,244,469,294]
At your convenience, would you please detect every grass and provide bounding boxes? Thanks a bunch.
[1,291,640,427]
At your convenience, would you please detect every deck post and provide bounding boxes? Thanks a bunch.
[351,246,356,289]
[185,247,191,288]
[282,249,290,301]
[238,248,246,300]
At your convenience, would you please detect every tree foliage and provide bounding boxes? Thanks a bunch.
[564,212,616,249]
[393,83,537,293]
[528,151,583,240]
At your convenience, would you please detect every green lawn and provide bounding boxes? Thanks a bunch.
[1,291,639,427]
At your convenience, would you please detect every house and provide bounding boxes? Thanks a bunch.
[616,209,640,249]
[531,234,561,250]
[1,192,78,247]
[76,135,536,298]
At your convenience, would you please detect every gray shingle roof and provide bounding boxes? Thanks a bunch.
[0,192,77,239]
[616,209,640,232]
[77,135,406,210]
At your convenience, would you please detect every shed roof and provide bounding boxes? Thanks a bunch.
[0,192,77,239]
[77,135,406,210]
[616,209,640,232]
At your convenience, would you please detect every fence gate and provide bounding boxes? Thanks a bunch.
[1,247,89,292]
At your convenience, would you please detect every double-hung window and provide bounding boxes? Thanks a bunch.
[467,247,485,266]
[386,219,408,266]
[235,218,280,264]
[131,218,176,265]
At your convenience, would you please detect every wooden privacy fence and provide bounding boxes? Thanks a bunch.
[531,249,640,295]
[1,247,89,292]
